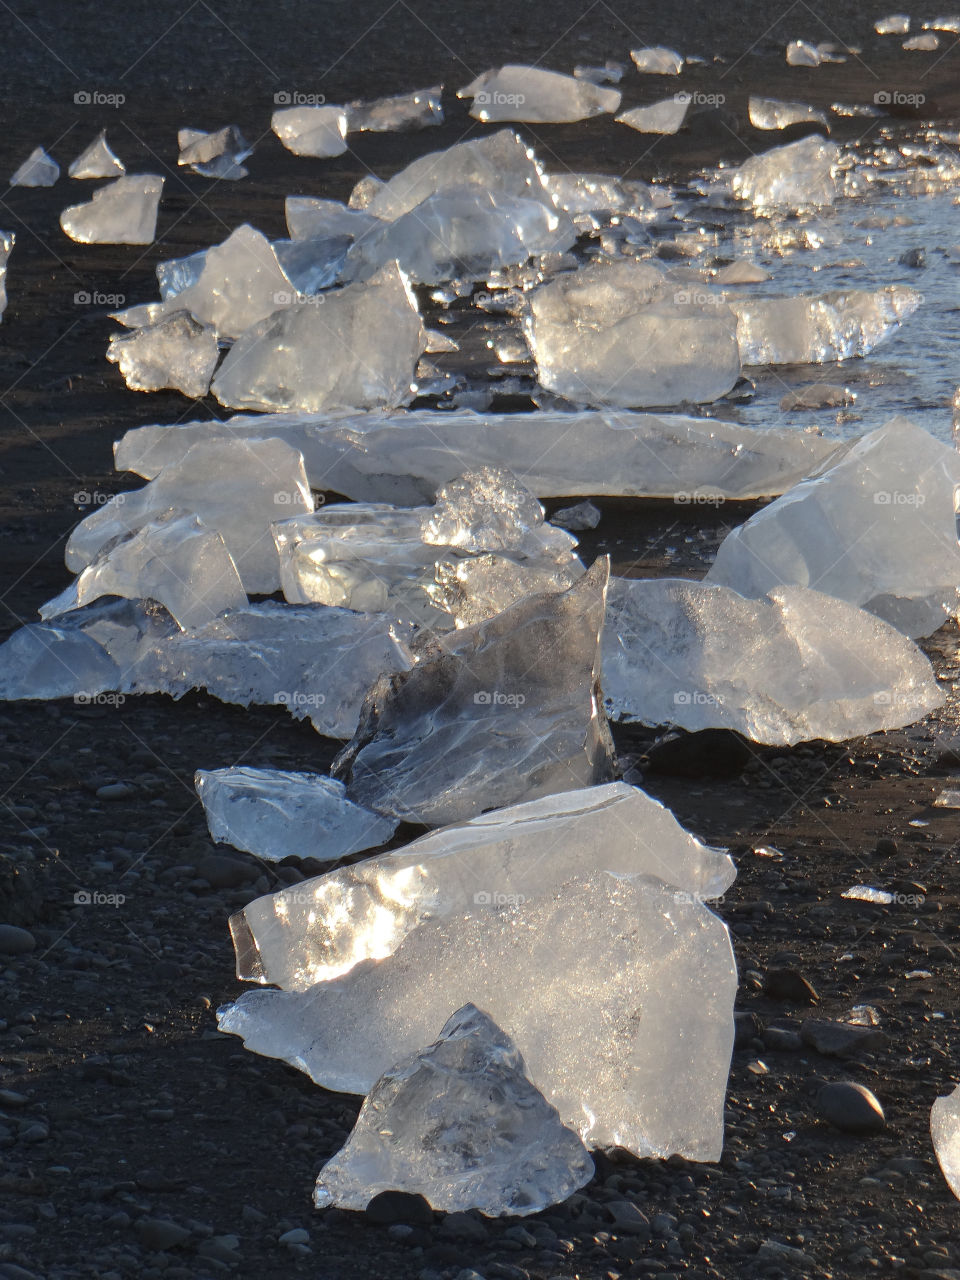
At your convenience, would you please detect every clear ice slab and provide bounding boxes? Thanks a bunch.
[178,125,251,179]
[285,195,383,242]
[313,1004,594,1215]
[730,135,839,211]
[617,97,688,135]
[747,97,830,131]
[630,47,683,74]
[346,86,443,133]
[60,175,163,244]
[603,577,944,745]
[68,132,125,179]
[732,286,921,365]
[106,310,220,397]
[706,417,960,638]
[459,66,620,123]
[196,766,397,862]
[10,147,59,187]
[272,106,348,157]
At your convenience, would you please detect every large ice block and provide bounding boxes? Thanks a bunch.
[272,106,348,157]
[730,135,839,211]
[331,560,615,824]
[459,66,620,122]
[314,1005,594,1214]
[106,310,220,397]
[732,286,921,365]
[524,261,741,407]
[68,132,125,179]
[346,86,443,132]
[60,175,163,244]
[196,766,397,862]
[603,577,944,744]
[706,417,960,637]
[932,1083,960,1199]
[10,146,59,187]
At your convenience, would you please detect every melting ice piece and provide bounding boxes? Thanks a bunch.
[178,125,251,179]
[925,16,960,32]
[715,260,771,284]
[603,577,943,745]
[932,1084,960,1199]
[212,263,425,414]
[68,132,125,179]
[831,101,884,118]
[430,554,583,628]
[617,97,688,135]
[730,135,838,211]
[875,13,910,33]
[786,40,822,66]
[934,789,960,808]
[106,310,220,397]
[547,173,665,224]
[10,146,59,187]
[156,250,207,300]
[732,285,921,365]
[66,437,313,596]
[0,232,13,321]
[272,236,351,295]
[524,260,740,408]
[285,196,382,242]
[779,384,854,410]
[842,886,894,903]
[748,97,829,131]
[630,47,683,74]
[706,417,960,638]
[551,500,601,531]
[346,86,443,132]
[41,512,246,632]
[196,766,397,862]
[332,559,615,825]
[573,61,625,84]
[272,106,348,157]
[314,1004,594,1214]
[459,65,620,122]
[904,33,939,48]
[60,175,163,244]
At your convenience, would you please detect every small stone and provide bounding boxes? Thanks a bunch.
[96,782,136,801]
[0,926,36,955]
[734,1011,763,1047]
[278,1228,309,1246]
[875,836,899,856]
[762,1026,804,1052]
[605,1201,651,1238]
[438,1212,489,1243]
[135,1218,191,1251]
[801,1018,885,1058]
[899,247,926,268]
[195,855,257,890]
[817,1081,886,1133]
[764,968,819,1004]
[0,1089,29,1106]
[365,1191,434,1225]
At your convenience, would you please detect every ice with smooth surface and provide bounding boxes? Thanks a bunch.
[707,417,960,638]
[68,132,125,179]
[603,577,944,745]
[0,232,13,321]
[66,437,313,596]
[272,106,348,157]
[617,97,688,135]
[332,559,615,825]
[272,236,351,295]
[460,66,620,122]
[106,310,220,397]
[524,260,741,408]
[932,1084,960,1199]
[731,135,838,211]
[875,13,910,33]
[212,263,425,414]
[748,97,829,131]
[630,47,683,74]
[732,285,921,365]
[42,512,246,632]
[573,61,624,84]
[11,147,59,187]
[313,1005,594,1214]
[178,125,250,179]
[786,40,822,66]
[346,86,443,132]
[904,33,939,48]
[60,175,163,244]
[196,766,397,862]
[285,196,383,243]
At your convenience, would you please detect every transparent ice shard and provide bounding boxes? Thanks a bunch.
[165,224,294,341]
[429,554,583,628]
[933,1083,960,1200]
[211,263,425,414]
[331,559,615,825]
[786,40,822,66]
[156,250,207,300]
[285,196,383,242]
[524,260,740,408]
[60,175,163,245]
[550,500,601,531]
[272,106,348,157]
[779,383,854,410]
[706,417,960,638]
[178,125,251,179]
[459,66,620,123]
[106,310,220,397]
[66,437,313,596]
[714,260,770,284]
[547,173,666,223]
[904,33,939,48]
[0,232,13,321]
[875,13,910,33]
[68,132,125,179]
[346,85,444,132]
[314,1004,593,1214]
[272,236,351,295]
[603,577,943,745]
[196,766,397,862]
[10,146,59,188]
[730,135,838,211]
[630,47,683,74]
[617,97,688,135]
[40,512,246,632]
[748,97,830,131]
[573,61,625,84]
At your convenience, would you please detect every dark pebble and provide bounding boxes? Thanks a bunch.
[365,1191,434,1225]
[816,1081,886,1133]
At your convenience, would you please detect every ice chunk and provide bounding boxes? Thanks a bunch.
[714,260,770,284]
[0,232,13,321]
[272,106,348,157]
[196,767,397,862]
[732,285,921,365]
[842,886,894,903]
[706,418,960,638]
[933,1083,960,1199]
[106,310,219,397]
[272,236,351,295]
[66,437,313,596]
[285,196,382,242]
[178,125,251,179]
[573,61,625,84]
[314,1004,594,1214]
[10,146,59,188]
[430,554,583,628]
[630,47,683,74]
[748,97,829,131]
[459,65,620,122]
[41,512,246,632]
[156,250,207,300]
[551,500,601,531]
[831,101,883,118]
[617,97,688,135]
[211,263,425,414]
[875,13,910,33]
[331,559,614,825]
[346,85,443,132]
[786,40,822,66]
[60,175,163,245]
[68,132,125,179]
[547,173,665,223]
[779,384,854,410]
[904,33,939,48]
[925,16,960,32]
[524,260,740,408]
[730,135,838,211]
[934,789,960,808]
[603,577,943,745]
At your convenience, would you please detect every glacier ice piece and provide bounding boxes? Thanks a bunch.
[60,175,163,244]
[66,437,312,596]
[10,146,59,187]
[459,66,620,122]
[925,16,960,31]
[41,512,246,632]
[875,13,910,32]
[285,196,382,242]
[331,559,614,825]
[551,500,601,531]
[547,172,666,224]
[430,554,582,628]
[842,886,895,904]
[106,310,219,397]
[630,47,683,74]
[156,250,206,300]
[178,125,251,179]
[524,260,740,408]
[706,417,960,637]
[603,577,944,745]
[779,383,854,410]
[573,61,625,84]
[932,1083,960,1199]
[617,97,688,135]
[196,766,397,862]
[748,97,829,131]
[314,1004,593,1214]
[934,789,960,808]
[731,135,838,211]
[68,132,125,179]
[904,33,939,48]
[0,232,13,321]
[786,40,822,66]
[272,106,348,157]
[212,263,425,414]
[714,260,770,284]
[272,236,351,295]
[346,86,443,132]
